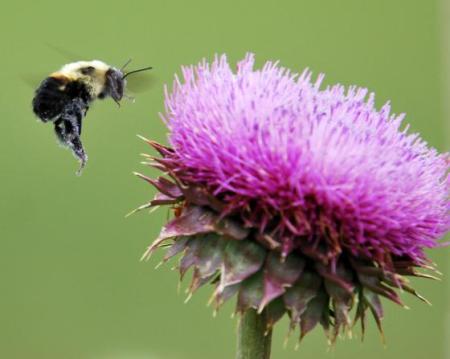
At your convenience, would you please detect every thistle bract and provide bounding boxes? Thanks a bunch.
[136,54,450,344]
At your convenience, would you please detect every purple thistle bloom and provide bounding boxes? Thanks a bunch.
[136,53,450,344]
[163,53,449,263]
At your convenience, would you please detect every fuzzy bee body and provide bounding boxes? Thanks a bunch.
[32,60,132,174]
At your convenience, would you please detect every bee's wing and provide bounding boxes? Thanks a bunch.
[126,72,158,93]
[21,73,46,89]
[22,44,82,89]
[45,43,82,62]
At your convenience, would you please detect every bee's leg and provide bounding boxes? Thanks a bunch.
[76,116,82,136]
[76,105,89,136]
[64,99,87,135]
[54,118,87,164]
[51,99,89,174]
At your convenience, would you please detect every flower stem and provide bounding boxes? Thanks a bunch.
[237,308,272,359]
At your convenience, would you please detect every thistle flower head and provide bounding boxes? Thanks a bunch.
[137,53,450,344]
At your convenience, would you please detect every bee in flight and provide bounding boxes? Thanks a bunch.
[32,60,152,175]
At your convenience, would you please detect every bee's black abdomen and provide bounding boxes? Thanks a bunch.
[32,77,92,122]
[32,77,68,122]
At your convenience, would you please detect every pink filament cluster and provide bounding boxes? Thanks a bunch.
[163,53,450,261]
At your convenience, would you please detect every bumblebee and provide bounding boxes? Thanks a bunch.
[32,60,151,174]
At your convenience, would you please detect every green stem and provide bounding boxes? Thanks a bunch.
[237,308,272,359]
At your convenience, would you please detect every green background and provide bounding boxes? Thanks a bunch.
[1,0,448,358]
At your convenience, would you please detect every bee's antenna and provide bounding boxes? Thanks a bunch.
[121,58,133,71]
[123,66,153,79]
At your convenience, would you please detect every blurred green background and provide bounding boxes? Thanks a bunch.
[0,0,448,358]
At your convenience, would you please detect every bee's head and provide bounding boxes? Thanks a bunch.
[98,61,153,104]
[99,67,125,104]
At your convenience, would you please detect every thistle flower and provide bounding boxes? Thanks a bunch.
[135,54,450,345]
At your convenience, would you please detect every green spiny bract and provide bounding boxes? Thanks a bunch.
[134,139,437,345]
